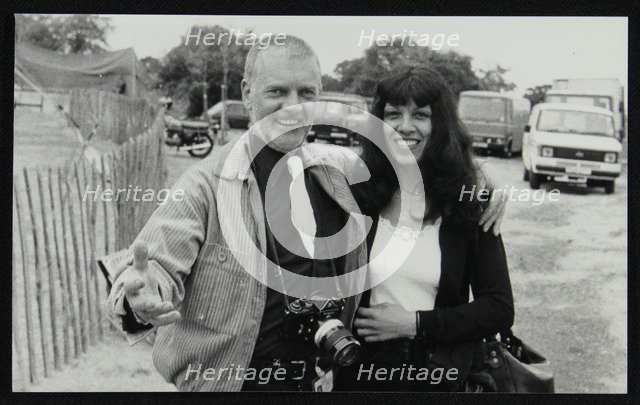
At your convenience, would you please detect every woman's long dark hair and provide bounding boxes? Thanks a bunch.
[354,65,482,224]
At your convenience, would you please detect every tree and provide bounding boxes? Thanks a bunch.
[321,75,344,92]
[524,84,552,107]
[330,41,481,98]
[157,25,250,117]
[15,14,112,54]
[477,65,516,93]
[141,56,164,90]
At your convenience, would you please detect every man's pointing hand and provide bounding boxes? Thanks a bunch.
[121,242,182,326]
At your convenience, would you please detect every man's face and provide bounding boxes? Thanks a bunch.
[242,48,321,153]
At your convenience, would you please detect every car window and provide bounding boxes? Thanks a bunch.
[536,110,615,137]
[227,104,246,115]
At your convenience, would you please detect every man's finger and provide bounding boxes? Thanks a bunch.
[493,212,503,236]
[129,298,157,313]
[138,301,175,318]
[364,335,384,342]
[133,241,149,271]
[479,194,496,224]
[123,278,145,296]
[354,318,374,329]
[355,328,376,337]
[356,307,375,318]
[152,310,182,326]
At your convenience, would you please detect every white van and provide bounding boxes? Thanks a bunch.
[522,103,622,194]
[546,78,625,140]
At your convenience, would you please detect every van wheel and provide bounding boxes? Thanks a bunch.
[604,181,615,194]
[502,142,513,158]
[524,168,530,181]
[529,172,542,189]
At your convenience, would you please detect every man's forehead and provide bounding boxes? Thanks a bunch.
[253,47,321,85]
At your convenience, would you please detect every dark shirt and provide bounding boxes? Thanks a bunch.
[249,143,347,361]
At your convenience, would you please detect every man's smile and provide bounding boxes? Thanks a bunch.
[275,117,303,127]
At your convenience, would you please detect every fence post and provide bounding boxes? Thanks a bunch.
[13,185,31,386]
[15,171,45,384]
[49,168,74,365]
[59,166,82,358]
[37,167,65,370]
[25,167,55,377]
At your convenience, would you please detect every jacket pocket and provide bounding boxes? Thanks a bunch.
[182,242,251,334]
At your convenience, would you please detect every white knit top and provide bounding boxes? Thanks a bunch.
[369,216,442,311]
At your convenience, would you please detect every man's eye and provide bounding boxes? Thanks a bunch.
[267,89,283,96]
[301,90,316,97]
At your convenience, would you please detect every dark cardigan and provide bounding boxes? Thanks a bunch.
[359,214,515,389]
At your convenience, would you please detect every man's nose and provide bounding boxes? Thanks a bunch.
[281,93,305,111]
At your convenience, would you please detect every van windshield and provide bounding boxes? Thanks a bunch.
[458,96,507,123]
[545,95,612,111]
[536,110,615,137]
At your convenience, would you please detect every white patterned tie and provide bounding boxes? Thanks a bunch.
[287,155,316,258]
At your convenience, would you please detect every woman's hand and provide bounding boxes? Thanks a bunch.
[354,303,416,342]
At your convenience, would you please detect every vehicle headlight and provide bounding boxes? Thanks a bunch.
[540,146,554,157]
[604,152,617,163]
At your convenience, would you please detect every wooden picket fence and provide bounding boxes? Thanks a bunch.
[12,109,166,389]
[68,88,157,144]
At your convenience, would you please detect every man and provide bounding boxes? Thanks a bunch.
[106,35,506,392]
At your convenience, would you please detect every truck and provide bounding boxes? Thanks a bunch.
[458,91,531,157]
[545,78,626,141]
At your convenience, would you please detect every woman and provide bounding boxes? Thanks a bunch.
[336,66,514,392]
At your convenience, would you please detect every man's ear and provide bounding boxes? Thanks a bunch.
[241,79,251,110]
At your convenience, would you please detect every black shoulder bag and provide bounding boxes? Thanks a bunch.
[469,330,555,393]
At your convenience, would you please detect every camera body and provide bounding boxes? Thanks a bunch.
[281,298,361,367]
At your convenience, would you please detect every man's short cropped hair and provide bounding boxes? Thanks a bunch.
[243,34,321,85]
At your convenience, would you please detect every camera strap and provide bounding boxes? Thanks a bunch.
[249,141,344,306]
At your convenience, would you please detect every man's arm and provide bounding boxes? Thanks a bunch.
[106,164,213,341]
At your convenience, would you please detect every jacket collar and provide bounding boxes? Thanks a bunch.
[212,129,362,216]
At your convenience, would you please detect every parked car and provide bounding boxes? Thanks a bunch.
[458,91,531,157]
[307,92,369,146]
[206,100,250,129]
[522,103,622,194]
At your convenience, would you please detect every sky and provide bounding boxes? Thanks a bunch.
[104,15,628,96]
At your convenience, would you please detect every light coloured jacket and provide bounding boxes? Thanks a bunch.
[107,137,368,391]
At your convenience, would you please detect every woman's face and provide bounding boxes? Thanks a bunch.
[382,100,432,167]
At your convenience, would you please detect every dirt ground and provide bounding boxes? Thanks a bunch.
[18,132,627,393]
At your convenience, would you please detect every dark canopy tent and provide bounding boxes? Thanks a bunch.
[15,42,154,97]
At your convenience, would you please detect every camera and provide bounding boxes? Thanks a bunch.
[281,298,361,367]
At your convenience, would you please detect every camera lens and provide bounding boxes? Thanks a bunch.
[314,319,361,367]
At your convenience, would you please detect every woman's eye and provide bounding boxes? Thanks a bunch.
[415,112,432,119]
[385,111,400,118]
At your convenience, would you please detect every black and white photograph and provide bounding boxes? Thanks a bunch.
[11,11,631,395]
